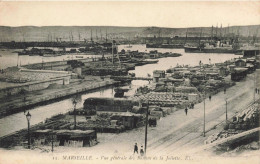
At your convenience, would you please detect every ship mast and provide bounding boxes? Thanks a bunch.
[224,26,226,38]
[70,31,73,42]
[198,28,202,46]
[247,28,250,44]
[96,29,98,40]
[116,42,121,69]
[106,29,108,43]
[211,25,213,42]
[78,32,81,41]
[91,29,93,42]
[252,28,258,45]
[100,29,102,40]
[184,29,188,45]
[216,23,218,38]
[220,24,222,40]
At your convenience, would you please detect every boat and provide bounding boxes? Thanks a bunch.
[184,45,241,54]
[143,59,159,64]
[146,43,183,49]
[162,52,182,57]
[184,25,242,54]
[18,48,43,56]
[75,56,84,58]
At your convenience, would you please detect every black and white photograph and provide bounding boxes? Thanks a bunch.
[0,1,259,164]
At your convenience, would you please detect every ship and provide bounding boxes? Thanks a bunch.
[184,45,241,54]
[184,25,242,54]
[146,43,183,49]
[18,48,43,56]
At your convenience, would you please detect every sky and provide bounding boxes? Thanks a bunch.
[0,1,259,28]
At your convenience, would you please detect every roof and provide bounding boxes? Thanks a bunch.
[235,59,246,62]
[219,67,227,69]
[34,129,53,133]
[55,130,95,135]
[174,68,189,71]
[246,58,256,61]
[234,68,248,72]
[153,70,165,73]
[98,111,142,117]
[85,97,136,103]
[206,73,219,75]
[176,86,197,90]
[246,63,254,67]
[188,93,198,96]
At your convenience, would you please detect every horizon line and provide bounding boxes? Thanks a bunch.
[0,24,260,29]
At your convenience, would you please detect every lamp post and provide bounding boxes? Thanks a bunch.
[144,100,149,154]
[51,126,54,152]
[203,65,206,137]
[203,98,206,137]
[225,98,228,123]
[203,94,206,137]
[73,99,77,130]
[51,133,54,152]
[26,111,31,149]
[254,51,256,103]
[254,71,256,103]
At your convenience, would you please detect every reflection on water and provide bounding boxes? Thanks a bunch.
[0,45,241,137]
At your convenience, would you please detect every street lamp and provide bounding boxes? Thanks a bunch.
[203,91,206,137]
[254,72,256,103]
[26,111,31,149]
[144,100,149,154]
[225,98,228,123]
[73,99,77,130]
[203,66,206,137]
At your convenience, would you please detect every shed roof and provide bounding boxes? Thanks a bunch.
[55,130,95,135]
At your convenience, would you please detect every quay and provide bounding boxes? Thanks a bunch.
[0,74,119,118]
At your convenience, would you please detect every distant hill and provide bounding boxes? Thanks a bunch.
[0,25,259,42]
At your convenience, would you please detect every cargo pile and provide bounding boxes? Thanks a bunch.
[205,102,259,144]
[136,92,189,107]
[226,103,259,131]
